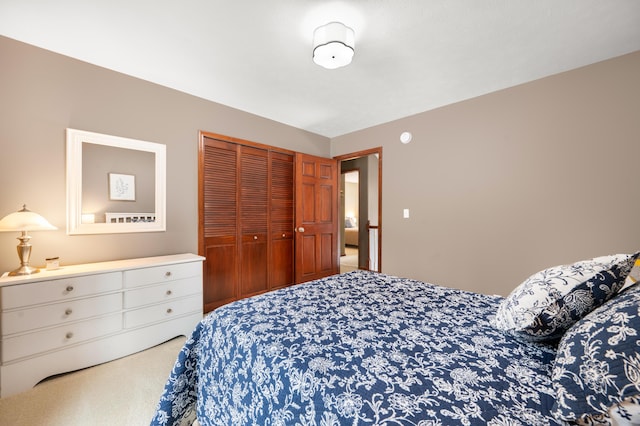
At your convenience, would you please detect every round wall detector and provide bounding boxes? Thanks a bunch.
[400,131,412,144]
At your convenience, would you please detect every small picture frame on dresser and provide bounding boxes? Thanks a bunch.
[45,257,60,270]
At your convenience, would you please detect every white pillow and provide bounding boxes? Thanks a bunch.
[492,252,639,341]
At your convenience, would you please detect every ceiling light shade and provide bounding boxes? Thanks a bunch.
[313,22,355,69]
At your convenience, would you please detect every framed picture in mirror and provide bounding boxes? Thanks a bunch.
[108,173,136,201]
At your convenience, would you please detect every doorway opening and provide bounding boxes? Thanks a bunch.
[335,148,382,273]
[341,170,360,273]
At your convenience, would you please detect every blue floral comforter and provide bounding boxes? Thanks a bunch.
[151,271,562,425]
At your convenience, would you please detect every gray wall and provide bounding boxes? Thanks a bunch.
[2,35,639,297]
[0,36,329,272]
[331,51,640,296]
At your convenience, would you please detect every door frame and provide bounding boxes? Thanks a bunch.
[334,147,382,272]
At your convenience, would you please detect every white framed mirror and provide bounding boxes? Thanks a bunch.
[66,128,166,235]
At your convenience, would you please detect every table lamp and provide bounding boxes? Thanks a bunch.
[0,205,57,276]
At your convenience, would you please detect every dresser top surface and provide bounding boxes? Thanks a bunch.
[0,253,204,287]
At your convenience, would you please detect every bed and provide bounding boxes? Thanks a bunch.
[344,217,358,246]
[151,252,640,426]
[344,227,358,246]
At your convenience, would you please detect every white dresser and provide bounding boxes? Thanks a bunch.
[0,253,204,398]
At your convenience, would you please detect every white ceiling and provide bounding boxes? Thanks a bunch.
[1,1,639,138]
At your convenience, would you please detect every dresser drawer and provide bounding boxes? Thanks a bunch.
[124,276,200,309]
[2,293,122,336]
[123,261,201,288]
[124,294,201,329]
[2,314,122,362]
[1,272,122,310]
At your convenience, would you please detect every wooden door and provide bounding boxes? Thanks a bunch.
[200,138,239,312]
[269,151,294,290]
[295,153,339,283]
[238,145,269,298]
[200,132,297,312]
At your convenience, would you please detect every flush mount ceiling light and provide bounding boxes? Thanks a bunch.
[312,22,355,69]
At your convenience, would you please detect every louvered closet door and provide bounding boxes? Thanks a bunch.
[202,138,238,312]
[270,151,294,290]
[239,146,269,297]
[200,132,297,312]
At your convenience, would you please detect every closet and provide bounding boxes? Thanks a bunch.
[200,133,295,313]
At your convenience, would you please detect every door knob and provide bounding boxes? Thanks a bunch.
[297,227,305,233]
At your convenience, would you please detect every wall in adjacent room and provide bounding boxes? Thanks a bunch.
[344,181,359,222]
[331,51,640,296]
[0,36,330,273]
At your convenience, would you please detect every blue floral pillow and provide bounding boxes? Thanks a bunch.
[551,283,640,423]
[493,252,639,341]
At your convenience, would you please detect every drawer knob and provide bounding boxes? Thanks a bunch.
[254,235,258,240]
[66,285,74,292]
[166,290,172,296]
[282,233,286,237]
[65,332,74,339]
[166,308,173,314]
[65,308,73,316]
[164,271,172,278]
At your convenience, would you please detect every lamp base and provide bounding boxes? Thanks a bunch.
[9,231,40,276]
[8,265,40,276]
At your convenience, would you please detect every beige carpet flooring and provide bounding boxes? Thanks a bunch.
[0,336,185,426]
[340,246,359,273]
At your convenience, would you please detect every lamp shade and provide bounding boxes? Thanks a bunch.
[0,205,57,231]
[313,22,355,69]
